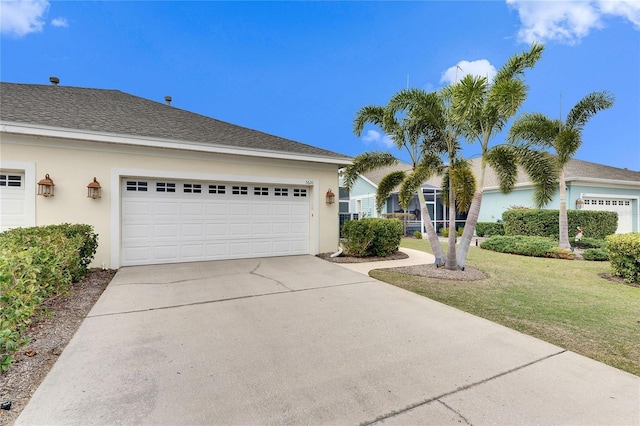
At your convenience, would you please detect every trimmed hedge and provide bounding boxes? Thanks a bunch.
[571,237,607,249]
[0,224,98,371]
[502,209,617,239]
[475,222,505,237]
[342,218,403,257]
[480,235,574,259]
[606,233,640,283]
[582,248,609,261]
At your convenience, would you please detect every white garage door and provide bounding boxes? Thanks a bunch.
[121,178,310,266]
[582,197,633,234]
[0,172,26,232]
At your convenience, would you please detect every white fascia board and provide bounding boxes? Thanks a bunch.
[482,182,535,192]
[484,177,639,192]
[1,121,352,166]
[565,176,640,188]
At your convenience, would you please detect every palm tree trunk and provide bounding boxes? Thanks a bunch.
[558,168,570,249]
[446,184,458,270]
[456,159,486,268]
[417,189,445,263]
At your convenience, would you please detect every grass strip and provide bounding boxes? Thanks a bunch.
[369,239,640,376]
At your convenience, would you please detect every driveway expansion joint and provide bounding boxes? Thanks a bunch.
[87,280,376,318]
[360,349,568,425]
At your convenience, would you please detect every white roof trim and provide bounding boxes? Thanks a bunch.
[484,176,640,192]
[1,121,352,166]
[565,176,640,188]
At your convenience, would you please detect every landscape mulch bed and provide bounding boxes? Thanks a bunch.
[0,269,116,425]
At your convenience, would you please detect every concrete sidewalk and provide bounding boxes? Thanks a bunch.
[16,255,640,425]
[336,247,435,275]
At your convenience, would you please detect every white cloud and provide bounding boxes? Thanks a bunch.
[598,0,640,27]
[51,17,68,28]
[507,0,640,45]
[0,0,50,37]
[362,129,395,148]
[440,59,498,85]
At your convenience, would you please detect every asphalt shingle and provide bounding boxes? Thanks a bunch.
[0,82,350,160]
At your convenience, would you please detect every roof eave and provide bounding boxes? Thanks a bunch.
[0,121,353,167]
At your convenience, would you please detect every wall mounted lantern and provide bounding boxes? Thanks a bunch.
[326,189,335,204]
[87,177,102,199]
[37,174,55,197]
[575,198,584,210]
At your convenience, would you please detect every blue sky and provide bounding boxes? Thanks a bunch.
[2,0,639,170]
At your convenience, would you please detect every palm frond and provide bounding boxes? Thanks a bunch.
[376,171,406,213]
[342,151,398,190]
[449,162,476,213]
[450,75,487,140]
[440,170,451,208]
[486,145,518,194]
[353,105,386,137]
[565,91,614,131]
[493,43,544,84]
[515,147,559,207]
[508,113,559,149]
[555,128,581,166]
[487,78,527,124]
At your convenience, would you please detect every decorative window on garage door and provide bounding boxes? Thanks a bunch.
[0,174,22,187]
[209,184,226,194]
[156,182,176,192]
[126,181,148,191]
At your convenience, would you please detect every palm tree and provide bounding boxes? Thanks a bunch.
[386,88,474,270]
[343,93,448,263]
[507,91,615,249]
[449,43,546,268]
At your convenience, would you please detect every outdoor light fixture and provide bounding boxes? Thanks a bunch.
[575,198,584,210]
[87,177,102,199]
[37,174,55,197]
[326,189,335,204]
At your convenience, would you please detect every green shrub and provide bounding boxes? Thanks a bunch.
[413,231,422,239]
[440,227,450,238]
[572,237,607,249]
[475,222,505,237]
[456,227,464,237]
[0,224,98,371]
[342,218,403,257]
[606,233,640,283]
[502,209,617,239]
[382,213,415,221]
[582,248,609,261]
[480,235,560,258]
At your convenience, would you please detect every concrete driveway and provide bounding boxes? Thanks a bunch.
[16,256,639,425]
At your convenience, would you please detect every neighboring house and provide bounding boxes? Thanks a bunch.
[341,158,640,235]
[480,158,640,234]
[0,80,351,268]
[339,163,466,233]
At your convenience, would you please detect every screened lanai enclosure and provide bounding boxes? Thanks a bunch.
[339,184,468,236]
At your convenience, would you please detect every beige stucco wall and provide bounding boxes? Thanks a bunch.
[1,133,343,268]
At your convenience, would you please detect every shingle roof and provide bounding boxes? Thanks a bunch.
[361,156,638,191]
[480,157,640,187]
[0,82,350,161]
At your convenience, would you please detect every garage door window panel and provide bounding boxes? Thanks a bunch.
[209,185,226,194]
[0,174,22,187]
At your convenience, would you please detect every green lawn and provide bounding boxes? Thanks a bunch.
[369,238,640,376]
